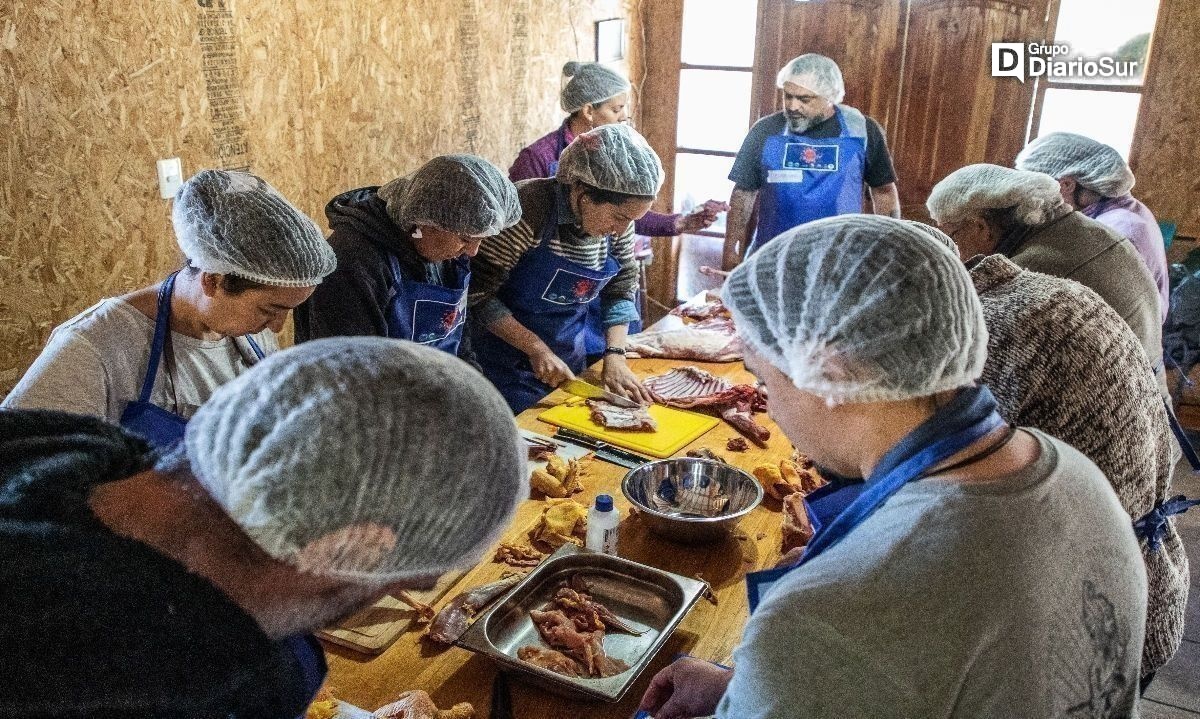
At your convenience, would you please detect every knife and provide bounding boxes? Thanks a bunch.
[553,427,651,469]
[559,378,642,409]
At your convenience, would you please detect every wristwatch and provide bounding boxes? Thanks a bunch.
[603,346,627,356]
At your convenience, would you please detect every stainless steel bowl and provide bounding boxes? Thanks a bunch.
[622,458,763,543]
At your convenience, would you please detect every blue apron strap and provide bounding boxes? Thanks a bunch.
[243,334,266,361]
[139,273,177,404]
[1163,397,1200,472]
[1133,495,1200,550]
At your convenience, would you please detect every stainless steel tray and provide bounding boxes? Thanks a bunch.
[455,544,706,702]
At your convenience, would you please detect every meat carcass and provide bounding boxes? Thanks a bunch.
[643,367,771,447]
[626,318,742,362]
[587,399,657,431]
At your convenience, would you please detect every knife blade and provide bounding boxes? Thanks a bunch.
[559,378,642,409]
[552,428,651,469]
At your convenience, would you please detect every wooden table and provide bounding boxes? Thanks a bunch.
[324,355,792,717]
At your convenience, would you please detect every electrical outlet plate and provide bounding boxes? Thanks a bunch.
[156,158,182,199]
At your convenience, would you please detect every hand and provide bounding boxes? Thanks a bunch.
[674,199,731,234]
[635,656,734,719]
[602,355,655,405]
[529,347,575,387]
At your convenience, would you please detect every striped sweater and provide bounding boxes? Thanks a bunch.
[972,254,1186,678]
[468,178,639,328]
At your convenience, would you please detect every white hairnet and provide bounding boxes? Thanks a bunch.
[776,54,845,104]
[1015,132,1135,198]
[556,124,664,197]
[560,61,631,114]
[904,220,959,256]
[183,337,527,583]
[172,170,336,287]
[721,215,986,404]
[927,164,1069,227]
[378,154,521,237]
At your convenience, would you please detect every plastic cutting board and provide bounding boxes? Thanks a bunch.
[537,400,720,458]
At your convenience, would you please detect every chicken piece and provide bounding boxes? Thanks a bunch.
[754,463,790,501]
[587,399,658,431]
[530,468,569,499]
[726,437,749,452]
[686,448,728,464]
[545,453,569,480]
[518,645,584,677]
[372,690,474,719]
[554,585,645,635]
[306,689,339,719]
[530,499,588,550]
[426,575,523,645]
[530,608,604,675]
[561,459,583,494]
[781,491,815,552]
[392,590,436,623]
[494,542,544,567]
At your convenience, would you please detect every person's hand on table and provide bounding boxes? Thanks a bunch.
[528,347,575,387]
[635,656,734,719]
[602,355,655,405]
[674,200,731,235]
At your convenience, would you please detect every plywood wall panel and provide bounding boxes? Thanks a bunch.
[1129,0,1200,238]
[2,0,631,394]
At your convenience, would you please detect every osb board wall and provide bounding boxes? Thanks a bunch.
[1130,0,1200,239]
[0,0,631,394]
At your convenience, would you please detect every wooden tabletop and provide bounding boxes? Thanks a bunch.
[323,355,792,717]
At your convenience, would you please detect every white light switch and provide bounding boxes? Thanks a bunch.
[157,158,183,199]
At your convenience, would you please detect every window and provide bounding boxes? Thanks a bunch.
[674,0,758,300]
[1034,0,1159,158]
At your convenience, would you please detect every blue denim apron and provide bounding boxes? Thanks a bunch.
[746,386,1006,612]
[383,251,470,355]
[750,105,868,255]
[119,272,265,449]
[474,200,619,413]
[283,633,327,719]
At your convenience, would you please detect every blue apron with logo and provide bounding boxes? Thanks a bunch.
[746,386,1006,612]
[383,251,470,355]
[750,105,868,255]
[474,201,619,413]
[119,272,265,449]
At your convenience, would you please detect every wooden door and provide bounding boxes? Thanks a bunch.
[892,0,1052,219]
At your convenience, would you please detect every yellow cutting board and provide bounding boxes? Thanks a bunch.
[537,400,720,458]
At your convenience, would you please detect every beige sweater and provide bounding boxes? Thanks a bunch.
[1008,211,1162,371]
[971,254,1186,677]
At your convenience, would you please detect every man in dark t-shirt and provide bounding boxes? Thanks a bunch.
[723,54,900,269]
[0,338,525,718]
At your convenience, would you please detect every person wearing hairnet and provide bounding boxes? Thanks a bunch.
[509,61,728,359]
[722,54,900,270]
[1017,132,1168,319]
[637,216,1145,719]
[510,61,726,236]
[0,337,526,718]
[928,163,1162,371]
[470,124,663,412]
[294,155,520,359]
[3,170,336,448]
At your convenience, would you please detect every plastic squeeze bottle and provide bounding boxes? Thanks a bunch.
[585,494,620,555]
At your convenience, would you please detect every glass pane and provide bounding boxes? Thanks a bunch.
[673,152,735,234]
[1037,89,1141,158]
[677,234,726,302]
[676,69,753,153]
[1052,0,1159,85]
[681,0,758,67]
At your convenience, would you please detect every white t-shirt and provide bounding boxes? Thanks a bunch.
[717,430,1147,719]
[3,298,276,423]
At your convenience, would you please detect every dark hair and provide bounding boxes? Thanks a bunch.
[578,182,654,207]
[182,259,270,295]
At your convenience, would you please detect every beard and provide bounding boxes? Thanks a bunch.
[786,113,818,133]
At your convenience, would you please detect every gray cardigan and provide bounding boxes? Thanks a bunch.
[972,254,1186,677]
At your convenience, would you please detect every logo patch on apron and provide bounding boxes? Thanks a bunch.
[411,297,466,344]
[541,268,603,305]
[782,142,840,172]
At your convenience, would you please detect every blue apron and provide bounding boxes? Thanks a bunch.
[119,272,265,449]
[474,200,620,413]
[750,105,868,255]
[283,633,327,719]
[746,385,1006,612]
[383,251,470,355]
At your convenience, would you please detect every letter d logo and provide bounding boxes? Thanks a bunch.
[991,43,1025,82]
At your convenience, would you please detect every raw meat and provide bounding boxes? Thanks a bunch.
[726,437,749,452]
[644,367,771,447]
[781,492,815,552]
[626,318,742,362]
[517,646,584,678]
[670,296,731,322]
[494,542,544,567]
[528,608,630,678]
[587,399,657,431]
[426,575,523,645]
